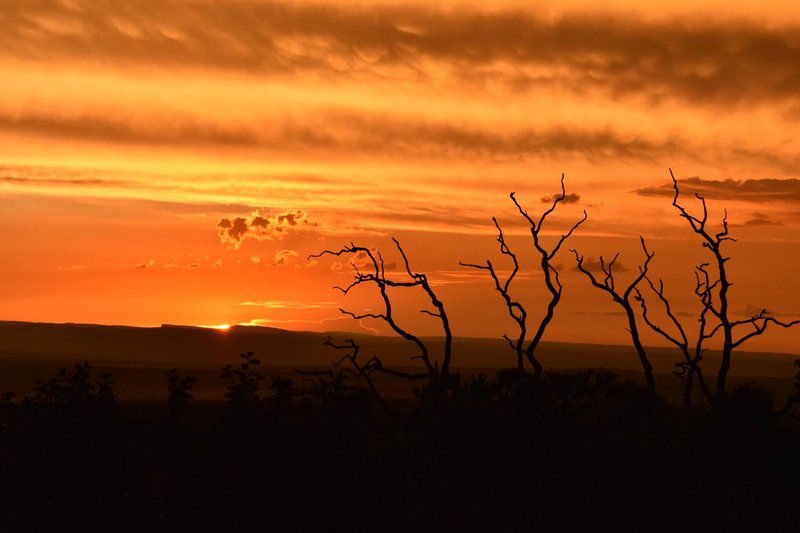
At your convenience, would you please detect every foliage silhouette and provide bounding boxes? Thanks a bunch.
[220,351,263,404]
[0,358,795,532]
[165,368,196,419]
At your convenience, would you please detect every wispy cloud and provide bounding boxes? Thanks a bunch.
[734,212,784,227]
[635,176,800,203]
[4,107,800,175]
[5,1,800,108]
[238,300,338,309]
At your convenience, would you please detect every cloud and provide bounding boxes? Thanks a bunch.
[737,212,784,227]
[57,264,87,271]
[5,1,800,107]
[0,110,261,148]
[541,193,580,204]
[217,217,249,243]
[635,176,800,203]
[5,107,800,172]
[134,258,217,269]
[217,209,317,249]
[238,300,337,309]
[329,247,399,273]
[272,249,299,266]
[0,175,125,187]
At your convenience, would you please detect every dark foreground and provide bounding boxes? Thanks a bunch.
[0,363,798,533]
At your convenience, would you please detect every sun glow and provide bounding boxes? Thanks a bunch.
[199,324,231,331]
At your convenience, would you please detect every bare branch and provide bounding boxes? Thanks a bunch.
[464,175,585,378]
[312,239,453,382]
[572,238,656,395]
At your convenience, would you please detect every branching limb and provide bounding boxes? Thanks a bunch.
[634,273,713,405]
[513,175,587,379]
[460,217,528,370]
[463,175,586,378]
[311,240,452,383]
[572,237,656,395]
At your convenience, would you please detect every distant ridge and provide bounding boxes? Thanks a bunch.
[0,320,796,379]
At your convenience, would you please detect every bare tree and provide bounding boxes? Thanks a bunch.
[461,175,587,380]
[572,237,657,395]
[633,270,715,407]
[669,169,800,395]
[309,239,453,385]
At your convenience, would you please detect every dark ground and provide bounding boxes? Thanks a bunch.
[0,321,798,532]
[0,360,797,533]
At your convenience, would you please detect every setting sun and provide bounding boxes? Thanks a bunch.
[199,324,232,331]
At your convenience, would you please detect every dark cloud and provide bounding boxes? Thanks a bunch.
[541,193,580,204]
[0,175,124,187]
[635,176,800,203]
[3,107,799,173]
[0,107,682,161]
[217,217,249,242]
[737,212,784,227]
[0,111,261,147]
[4,1,800,107]
[330,248,378,273]
[217,209,317,249]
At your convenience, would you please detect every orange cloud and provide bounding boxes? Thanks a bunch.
[217,209,318,249]
[6,1,800,108]
[272,249,299,267]
[636,176,800,203]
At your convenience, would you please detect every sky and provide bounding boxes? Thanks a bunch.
[2,0,800,352]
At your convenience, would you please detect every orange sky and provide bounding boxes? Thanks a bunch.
[2,0,800,352]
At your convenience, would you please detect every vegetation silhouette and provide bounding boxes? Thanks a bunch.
[0,358,796,532]
[0,172,798,531]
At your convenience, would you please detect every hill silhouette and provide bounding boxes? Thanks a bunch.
[0,320,796,401]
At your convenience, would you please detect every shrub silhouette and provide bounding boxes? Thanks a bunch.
[220,351,263,404]
[165,368,196,418]
[0,361,794,531]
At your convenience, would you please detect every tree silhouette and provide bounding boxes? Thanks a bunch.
[571,238,656,395]
[633,273,714,406]
[776,359,800,421]
[32,362,116,406]
[669,169,800,395]
[220,352,263,404]
[461,174,586,380]
[296,337,392,415]
[165,369,196,417]
[310,239,453,386]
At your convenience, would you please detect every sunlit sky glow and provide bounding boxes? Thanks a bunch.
[2,0,800,351]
